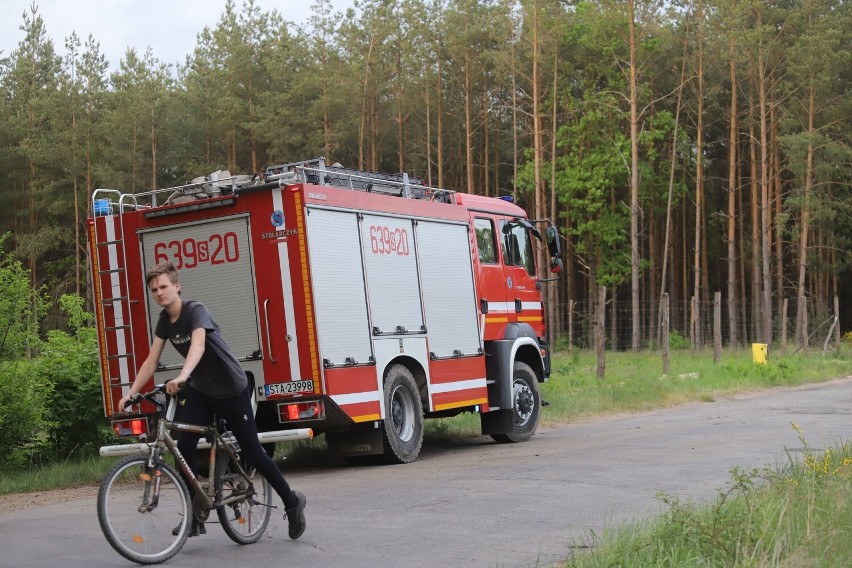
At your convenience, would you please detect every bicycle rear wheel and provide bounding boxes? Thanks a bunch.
[215,452,272,544]
[98,456,191,564]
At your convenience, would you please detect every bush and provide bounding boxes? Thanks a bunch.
[0,237,107,468]
[0,360,54,467]
[0,242,52,468]
[35,295,110,461]
[668,330,689,350]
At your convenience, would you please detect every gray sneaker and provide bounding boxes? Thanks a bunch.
[284,491,306,539]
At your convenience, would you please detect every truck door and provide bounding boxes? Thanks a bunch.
[472,216,508,341]
[499,219,544,336]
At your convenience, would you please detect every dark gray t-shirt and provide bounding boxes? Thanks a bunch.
[155,300,248,398]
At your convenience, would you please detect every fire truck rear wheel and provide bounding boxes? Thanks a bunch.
[381,364,424,464]
[491,361,540,444]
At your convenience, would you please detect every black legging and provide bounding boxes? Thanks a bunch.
[175,385,298,510]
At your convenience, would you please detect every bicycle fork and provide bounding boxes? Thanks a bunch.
[137,465,162,513]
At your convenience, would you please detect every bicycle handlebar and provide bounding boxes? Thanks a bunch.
[125,384,168,410]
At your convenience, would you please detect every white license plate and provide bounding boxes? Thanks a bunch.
[264,380,314,398]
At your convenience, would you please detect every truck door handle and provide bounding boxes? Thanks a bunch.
[263,299,277,363]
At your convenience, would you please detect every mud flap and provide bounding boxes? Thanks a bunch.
[326,423,384,457]
[480,408,514,435]
[481,340,514,435]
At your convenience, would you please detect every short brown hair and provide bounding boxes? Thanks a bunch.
[146,262,180,287]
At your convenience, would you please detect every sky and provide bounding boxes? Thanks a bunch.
[0,0,354,71]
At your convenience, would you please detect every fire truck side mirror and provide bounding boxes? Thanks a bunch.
[546,226,562,258]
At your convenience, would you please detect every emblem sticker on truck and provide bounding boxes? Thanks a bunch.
[264,380,314,398]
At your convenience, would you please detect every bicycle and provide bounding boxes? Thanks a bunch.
[97,384,305,564]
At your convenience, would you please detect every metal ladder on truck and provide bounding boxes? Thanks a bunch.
[90,190,137,416]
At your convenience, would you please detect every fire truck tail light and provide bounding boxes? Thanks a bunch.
[112,418,147,438]
[277,401,325,423]
[287,404,300,421]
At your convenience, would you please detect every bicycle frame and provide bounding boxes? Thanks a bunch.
[141,396,253,514]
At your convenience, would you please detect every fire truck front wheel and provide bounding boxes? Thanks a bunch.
[491,361,541,444]
[381,364,424,464]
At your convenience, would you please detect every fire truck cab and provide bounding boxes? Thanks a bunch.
[88,158,561,464]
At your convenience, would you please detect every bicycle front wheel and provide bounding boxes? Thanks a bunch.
[98,456,191,564]
[215,453,272,544]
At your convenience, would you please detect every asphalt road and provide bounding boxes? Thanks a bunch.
[2,377,850,568]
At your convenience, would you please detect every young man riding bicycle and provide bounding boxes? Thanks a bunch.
[119,262,307,539]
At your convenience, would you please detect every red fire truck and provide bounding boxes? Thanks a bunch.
[88,158,561,463]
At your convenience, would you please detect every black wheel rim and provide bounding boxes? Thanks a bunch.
[390,384,415,442]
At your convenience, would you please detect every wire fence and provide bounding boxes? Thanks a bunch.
[546,294,842,353]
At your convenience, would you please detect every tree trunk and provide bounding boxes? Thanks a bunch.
[714,291,721,363]
[548,48,559,348]
[531,4,545,279]
[321,45,331,158]
[661,293,670,374]
[464,48,475,194]
[660,27,687,345]
[437,53,444,188]
[692,0,705,350]
[596,286,606,380]
[370,89,379,171]
[425,78,433,186]
[396,46,404,173]
[757,26,773,345]
[726,24,739,347]
[358,33,376,170]
[749,94,761,341]
[484,91,491,197]
[150,106,158,190]
[771,94,783,322]
[568,299,575,355]
[72,108,81,297]
[737,152,747,341]
[248,85,257,174]
[796,83,814,350]
[628,0,641,351]
[512,40,518,200]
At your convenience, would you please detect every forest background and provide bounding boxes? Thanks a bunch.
[1,0,850,353]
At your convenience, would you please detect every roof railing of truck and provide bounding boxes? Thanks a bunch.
[92,157,459,214]
[266,157,457,204]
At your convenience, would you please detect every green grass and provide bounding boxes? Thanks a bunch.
[0,455,121,495]
[562,429,852,567]
[541,347,852,424]
[420,347,852,438]
[2,347,851,496]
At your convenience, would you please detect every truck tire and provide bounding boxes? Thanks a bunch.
[380,364,424,464]
[491,361,540,443]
